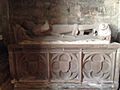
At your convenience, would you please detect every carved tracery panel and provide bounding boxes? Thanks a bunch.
[82,50,115,82]
[50,52,80,82]
[15,52,48,80]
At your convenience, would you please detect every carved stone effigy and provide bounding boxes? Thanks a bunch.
[13,22,112,44]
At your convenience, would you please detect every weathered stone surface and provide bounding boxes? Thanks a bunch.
[9,0,119,24]
[9,44,120,90]
[9,0,120,41]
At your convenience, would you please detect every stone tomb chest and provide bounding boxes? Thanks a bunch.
[8,23,120,90]
[8,31,120,90]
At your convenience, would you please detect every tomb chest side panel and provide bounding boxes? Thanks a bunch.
[10,48,49,82]
[82,49,116,83]
[49,49,82,83]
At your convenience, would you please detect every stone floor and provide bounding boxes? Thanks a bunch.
[13,83,119,90]
[14,88,118,90]
[0,79,13,90]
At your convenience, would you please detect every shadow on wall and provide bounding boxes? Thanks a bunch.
[116,31,120,43]
[109,24,118,42]
[118,75,120,90]
[0,41,10,84]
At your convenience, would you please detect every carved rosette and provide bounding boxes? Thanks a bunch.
[16,52,48,80]
[50,53,79,81]
[83,52,112,81]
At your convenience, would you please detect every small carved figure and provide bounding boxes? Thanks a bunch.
[97,23,111,42]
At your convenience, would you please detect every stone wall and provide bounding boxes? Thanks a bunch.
[9,0,120,40]
[0,0,9,43]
